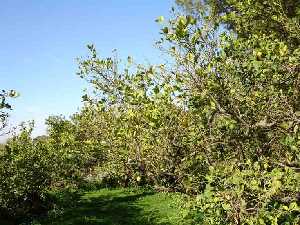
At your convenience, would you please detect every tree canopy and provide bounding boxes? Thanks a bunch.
[0,1,299,224]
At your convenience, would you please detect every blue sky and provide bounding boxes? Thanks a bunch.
[0,0,174,137]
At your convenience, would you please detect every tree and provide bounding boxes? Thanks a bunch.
[0,90,18,134]
[168,0,300,223]
[77,0,300,223]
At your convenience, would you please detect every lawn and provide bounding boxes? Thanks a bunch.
[26,188,192,225]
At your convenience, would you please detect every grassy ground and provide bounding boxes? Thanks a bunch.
[26,188,192,225]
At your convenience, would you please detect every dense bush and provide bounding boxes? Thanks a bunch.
[0,124,52,217]
[0,0,299,224]
[188,161,300,224]
[73,0,300,223]
[0,120,97,218]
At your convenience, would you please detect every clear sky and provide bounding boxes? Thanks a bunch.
[0,0,174,138]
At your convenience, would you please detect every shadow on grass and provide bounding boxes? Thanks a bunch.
[38,189,172,225]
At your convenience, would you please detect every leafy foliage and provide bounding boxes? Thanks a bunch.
[0,89,18,133]
[0,124,52,217]
[0,0,299,224]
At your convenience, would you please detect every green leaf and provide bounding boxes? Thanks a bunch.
[162,27,169,34]
[153,85,159,94]
[155,16,164,23]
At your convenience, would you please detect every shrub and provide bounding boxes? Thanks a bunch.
[0,125,52,217]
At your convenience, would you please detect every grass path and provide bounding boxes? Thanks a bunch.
[32,188,192,225]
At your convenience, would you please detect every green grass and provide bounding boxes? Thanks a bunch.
[29,188,192,225]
